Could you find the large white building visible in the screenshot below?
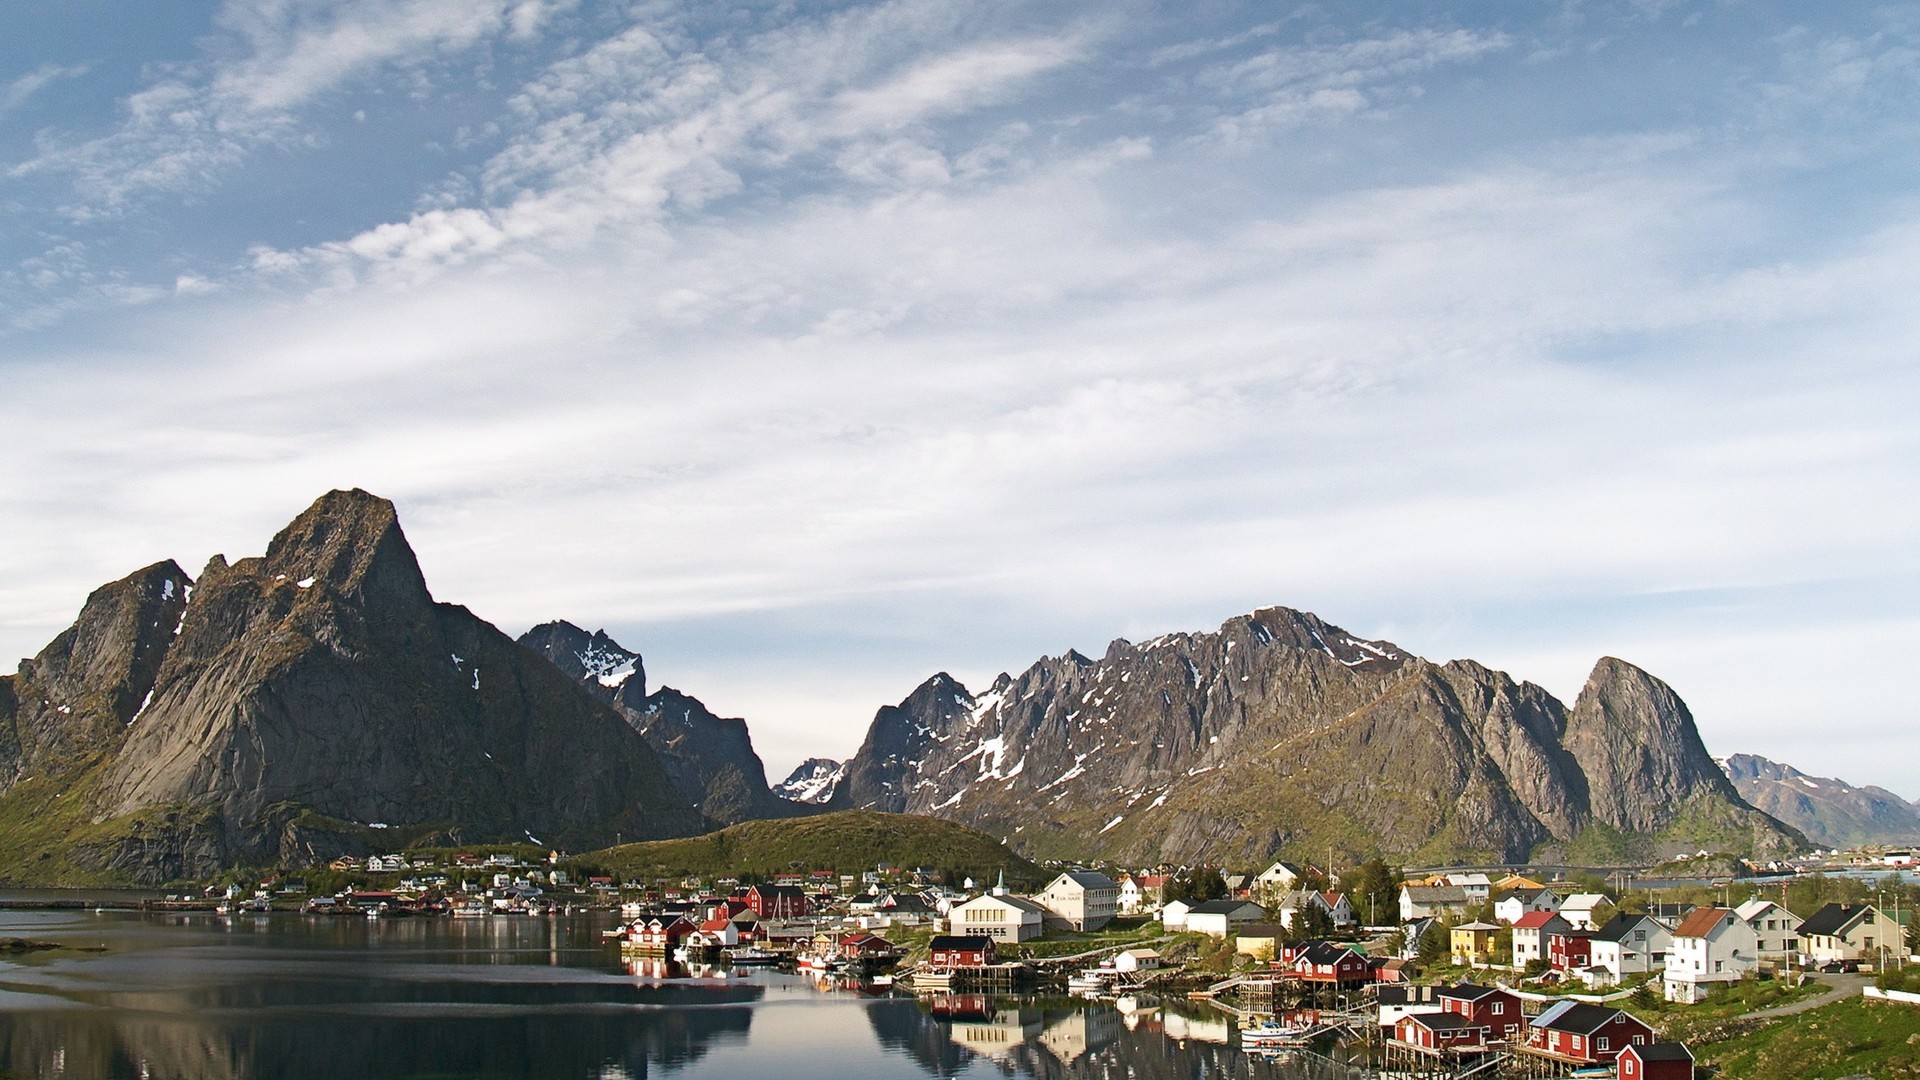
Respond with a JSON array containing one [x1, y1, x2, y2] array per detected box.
[[1035, 871, 1119, 932], [949, 893, 1046, 942]]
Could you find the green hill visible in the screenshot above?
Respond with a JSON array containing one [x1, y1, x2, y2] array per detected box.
[[583, 810, 1041, 886]]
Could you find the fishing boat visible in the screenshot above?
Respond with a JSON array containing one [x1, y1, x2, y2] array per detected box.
[[722, 946, 780, 966], [1238, 1020, 1315, 1048], [1067, 968, 1113, 994]]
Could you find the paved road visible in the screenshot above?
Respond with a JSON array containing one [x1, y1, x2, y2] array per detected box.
[[1745, 972, 1870, 1020]]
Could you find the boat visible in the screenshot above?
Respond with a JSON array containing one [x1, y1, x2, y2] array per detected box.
[[1067, 968, 1113, 994], [723, 946, 780, 966], [1238, 1021, 1315, 1048]]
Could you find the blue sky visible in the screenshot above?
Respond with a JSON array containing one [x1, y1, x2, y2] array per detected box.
[[3, 1, 1918, 796]]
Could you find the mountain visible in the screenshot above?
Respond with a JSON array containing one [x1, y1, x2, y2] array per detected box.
[[0, 490, 703, 884], [774, 758, 847, 804], [826, 607, 1803, 866], [517, 620, 806, 827], [1720, 754, 1920, 848]]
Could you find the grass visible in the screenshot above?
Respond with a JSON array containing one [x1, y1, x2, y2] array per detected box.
[[1690, 997, 1920, 1079], [584, 810, 1042, 885], [1621, 974, 1827, 1043]]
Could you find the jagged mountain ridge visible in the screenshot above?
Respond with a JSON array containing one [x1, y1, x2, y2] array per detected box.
[[518, 620, 808, 826], [827, 607, 1803, 865], [1721, 753, 1920, 848], [774, 758, 847, 804], [0, 490, 704, 883]]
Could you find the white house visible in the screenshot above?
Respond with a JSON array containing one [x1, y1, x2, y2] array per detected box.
[[1559, 893, 1610, 931], [1400, 885, 1470, 922], [1444, 873, 1493, 904], [1035, 871, 1120, 932], [1733, 899, 1800, 962], [1588, 914, 1671, 985], [1183, 899, 1269, 939], [1664, 907, 1759, 1003], [1493, 888, 1561, 925], [1160, 899, 1194, 931], [1277, 889, 1356, 929], [1117, 873, 1169, 915], [1255, 861, 1305, 893], [1513, 911, 1572, 969], [1113, 948, 1161, 973], [950, 893, 1046, 942]]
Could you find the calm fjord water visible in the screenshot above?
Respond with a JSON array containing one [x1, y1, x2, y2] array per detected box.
[[0, 906, 1308, 1079]]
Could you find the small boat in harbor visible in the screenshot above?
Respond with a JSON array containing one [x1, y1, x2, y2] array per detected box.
[[722, 946, 779, 966]]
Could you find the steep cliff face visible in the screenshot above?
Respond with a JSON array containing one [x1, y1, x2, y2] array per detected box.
[[773, 758, 846, 804], [0, 561, 191, 792], [517, 621, 804, 827], [828, 610, 1801, 864], [0, 490, 703, 883], [1722, 753, 1920, 847]]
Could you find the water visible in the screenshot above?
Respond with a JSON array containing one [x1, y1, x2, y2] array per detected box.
[[0, 907, 1327, 1079]]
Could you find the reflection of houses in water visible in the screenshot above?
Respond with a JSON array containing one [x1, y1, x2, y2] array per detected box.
[[949, 1007, 1047, 1062], [1035, 1008, 1123, 1068], [1160, 1009, 1231, 1045]]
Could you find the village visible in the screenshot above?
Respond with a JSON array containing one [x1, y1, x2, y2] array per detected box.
[[150, 844, 1920, 1079]]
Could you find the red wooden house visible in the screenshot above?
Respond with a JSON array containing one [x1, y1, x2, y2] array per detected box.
[[1523, 1001, 1654, 1065], [1619, 1042, 1695, 1080], [743, 884, 810, 920], [837, 932, 896, 960], [1548, 929, 1594, 971], [629, 915, 697, 952], [1288, 942, 1372, 987], [1437, 984, 1524, 1042], [928, 935, 996, 968], [1394, 1013, 1489, 1053]]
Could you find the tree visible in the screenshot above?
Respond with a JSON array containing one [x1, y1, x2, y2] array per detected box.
[[1907, 911, 1919, 960], [1165, 866, 1227, 905], [1349, 859, 1401, 927], [1292, 903, 1336, 942], [1417, 920, 1447, 966], [1589, 898, 1618, 928]]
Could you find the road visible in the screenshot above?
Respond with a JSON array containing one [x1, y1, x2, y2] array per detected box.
[[1744, 971, 1870, 1020]]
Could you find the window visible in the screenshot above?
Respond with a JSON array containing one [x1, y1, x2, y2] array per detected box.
[[1597, 1037, 1609, 1051]]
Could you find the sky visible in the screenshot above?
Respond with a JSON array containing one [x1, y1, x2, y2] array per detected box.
[[2, 1, 1917, 796]]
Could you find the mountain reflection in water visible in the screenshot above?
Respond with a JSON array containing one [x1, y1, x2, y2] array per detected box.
[[0, 908, 1331, 1079]]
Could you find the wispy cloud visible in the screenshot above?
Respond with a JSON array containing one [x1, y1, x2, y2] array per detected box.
[[12, 0, 525, 213], [0, 62, 90, 115]]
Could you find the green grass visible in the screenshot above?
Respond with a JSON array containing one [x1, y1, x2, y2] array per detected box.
[[1621, 974, 1826, 1042], [1689, 997, 1920, 1079], [584, 810, 1041, 885]]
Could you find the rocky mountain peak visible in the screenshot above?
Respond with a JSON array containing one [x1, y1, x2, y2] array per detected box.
[[775, 758, 847, 804], [519, 621, 645, 698], [1562, 656, 1746, 834], [257, 488, 430, 610], [1720, 752, 1920, 847]]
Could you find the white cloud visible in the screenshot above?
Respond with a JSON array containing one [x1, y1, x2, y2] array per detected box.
[[0, 63, 90, 115]]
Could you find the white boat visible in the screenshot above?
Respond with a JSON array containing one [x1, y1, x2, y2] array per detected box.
[[1239, 1021, 1314, 1047], [722, 946, 780, 966]]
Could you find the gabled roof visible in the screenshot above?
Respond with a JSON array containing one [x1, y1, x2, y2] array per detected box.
[[1299, 942, 1364, 965], [929, 935, 993, 950], [1514, 910, 1569, 930], [1530, 1001, 1631, 1035], [1050, 870, 1119, 891], [1625, 1042, 1695, 1062], [1403, 885, 1470, 903], [1591, 913, 1654, 942], [1674, 906, 1740, 940], [1188, 898, 1264, 915], [1796, 903, 1873, 937], [1560, 892, 1608, 908], [1453, 921, 1502, 932], [1405, 1012, 1475, 1031], [1438, 983, 1511, 1002], [1734, 899, 1783, 922], [960, 892, 1046, 914]]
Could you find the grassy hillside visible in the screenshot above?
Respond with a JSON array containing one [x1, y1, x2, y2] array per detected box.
[[1687, 996, 1920, 1079], [583, 810, 1042, 886]]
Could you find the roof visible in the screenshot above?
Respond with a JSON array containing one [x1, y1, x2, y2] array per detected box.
[[1796, 903, 1872, 937], [1188, 899, 1264, 915], [1405, 1012, 1475, 1031], [1561, 893, 1608, 908], [1514, 910, 1568, 930], [1453, 921, 1502, 932], [1050, 870, 1119, 891], [1403, 886, 1470, 903], [1591, 913, 1651, 942], [1121, 948, 1160, 960], [1438, 983, 1510, 1002], [1299, 942, 1363, 965], [929, 935, 993, 950], [959, 892, 1046, 914], [1624, 1042, 1695, 1062], [1530, 1001, 1633, 1035], [1734, 899, 1782, 922], [1674, 907, 1738, 940]]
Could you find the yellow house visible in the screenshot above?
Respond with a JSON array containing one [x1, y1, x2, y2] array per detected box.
[[1451, 921, 1501, 966], [1492, 874, 1546, 893], [1234, 923, 1287, 961]]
